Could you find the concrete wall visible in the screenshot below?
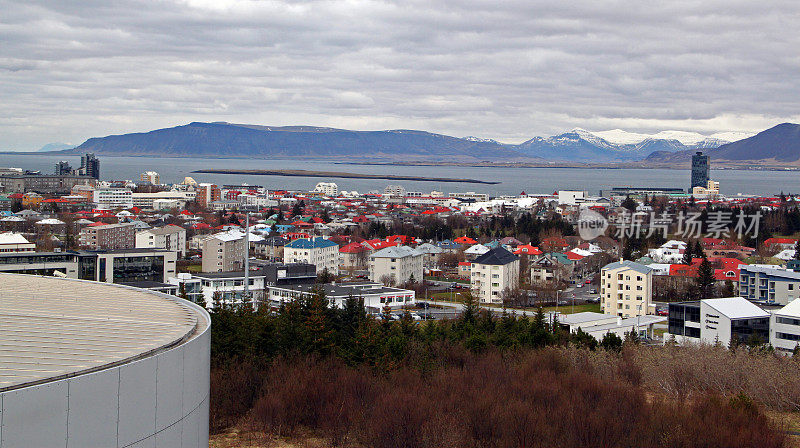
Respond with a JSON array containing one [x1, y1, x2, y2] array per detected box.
[[0, 298, 210, 448]]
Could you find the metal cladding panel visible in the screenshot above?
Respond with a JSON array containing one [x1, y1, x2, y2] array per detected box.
[[198, 397, 210, 448], [66, 367, 119, 448], [180, 403, 201, 448], [127, 435, 156, 448], [156, 345, 185, 430], [1, 381, 68, 448], [118, 355, 158, 448], [181, 334, 206, 415], [155, 419, 182, 447]]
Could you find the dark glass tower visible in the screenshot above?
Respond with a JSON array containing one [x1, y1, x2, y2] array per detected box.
[[79, 153, 100, 179], [690, 152, 709, 192]]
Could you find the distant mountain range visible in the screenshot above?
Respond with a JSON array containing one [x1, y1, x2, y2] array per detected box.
[[38, 142, 74, 152], [61, 121, 799, 164], [646, 123, 800, 164]]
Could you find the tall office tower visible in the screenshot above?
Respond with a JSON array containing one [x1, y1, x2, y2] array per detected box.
[[79, 153, 100, 179], [54, 160, 73, 175], [690, 151, 709, 192]]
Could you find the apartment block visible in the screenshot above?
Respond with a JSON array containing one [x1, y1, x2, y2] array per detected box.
[[600, 260, 653, 318], [136, 225, 187, 257], [369, 245, 424, 285], [284, 237, 339, 275], [79, 223, 135, 250], [201, 232, 247, 272], [739, 264, 800, 305], [470, 247, 520, 304]]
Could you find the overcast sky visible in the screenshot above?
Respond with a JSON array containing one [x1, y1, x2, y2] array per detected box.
[[2, 0, 799, 150]]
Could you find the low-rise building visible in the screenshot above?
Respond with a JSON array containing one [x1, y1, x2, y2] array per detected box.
[[600, 260, 653, 318], [369, 245, 424, 285], [202, 232, 247, 272], [739, 264, 800, 305], [93, 188, 133, 209], [0, 232, 36, 253], [770, 299, 800, 353], [666, 297, 770, 346], [470, 247, 520, 304], [268, 282, 415, 311], [136, 224, 187, 257], [79, 223, 135, 250], [284, 237, 339, 275], [313, 182, 339, 197]]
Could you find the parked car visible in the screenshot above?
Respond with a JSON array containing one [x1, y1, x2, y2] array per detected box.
[[657, 308, 669, 316], [586, 297, 600, 304], [584, 279, 592, 284], [589, 289, 597, 294]]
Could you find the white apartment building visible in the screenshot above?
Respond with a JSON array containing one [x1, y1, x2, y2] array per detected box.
[[313, 182, 340, 197], [135, 225, 187, 258], [283, 237, 339, 275], [600, 260, 653, 318], [131, 190, 195, 209], [201, 232, 247, 272], [383, 185, 406, 197], [369, 245, 424, 285], [470, 247, 520, 304], [93, 188, 133, 209]]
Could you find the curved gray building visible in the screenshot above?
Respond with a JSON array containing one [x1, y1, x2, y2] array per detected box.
[[0, 273, 210, 447]]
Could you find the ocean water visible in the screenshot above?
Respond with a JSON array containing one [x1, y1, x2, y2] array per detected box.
[[0, 153, 797, 197]]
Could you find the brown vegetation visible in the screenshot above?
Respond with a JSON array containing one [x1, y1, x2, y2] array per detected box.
[[212, 345, 791, 448]]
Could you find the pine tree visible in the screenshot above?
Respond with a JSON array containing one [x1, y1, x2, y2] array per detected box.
[[682, 242, 693, 265], [696, 256, 715, 300]]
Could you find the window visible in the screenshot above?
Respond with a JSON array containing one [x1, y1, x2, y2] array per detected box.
[[776, 332, 800, 341]]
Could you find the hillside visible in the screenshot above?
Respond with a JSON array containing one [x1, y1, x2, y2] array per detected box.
[[68, 122, 530, 162], [645, 123, 800, 165]]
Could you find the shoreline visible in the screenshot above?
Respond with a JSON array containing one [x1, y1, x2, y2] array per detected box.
[[191, 169, 501, 184]]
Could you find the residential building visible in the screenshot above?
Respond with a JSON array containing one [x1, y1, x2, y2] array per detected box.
[[470, 247, 520, 304], [254, 236, 288, 261], [268, 282, 415, 311], [530, 253, 574, 284], [80, 223, 135, 250], [340, 242, 369, 269], [78, 153, 100, 179], [284, 237, 339, 275], [384, 185, 406, 197], [0, 232, 35, 253], [690, 151, 709, 191], [369, 245, 424, 285], [131, 190, 196, 209], [415, 242, 444, 267], [558, 190, 586, 205], [136, 224, 187, 257], [313, 182, 339, 196], [770, 299, 800, 353], [139, 171, 160, 185], [692, 180, 720, 198], [0, 174, 96, 194], [201, 232, 247, 272], [667, 297, 770, 346], [196, 183, 221, 207], [739, 264, 800, 305], [54, 160, 73, 175], [600, 260, 653, 318], [93, 188, 133, 209]]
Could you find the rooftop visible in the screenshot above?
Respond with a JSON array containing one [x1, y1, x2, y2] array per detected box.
[[0, 273, 205, 392]]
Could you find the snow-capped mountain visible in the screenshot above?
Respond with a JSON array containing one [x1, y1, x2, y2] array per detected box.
[[514, 128, 754, 162]]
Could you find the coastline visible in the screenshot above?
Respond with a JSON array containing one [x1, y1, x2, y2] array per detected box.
[[191, 169, 501, 184]]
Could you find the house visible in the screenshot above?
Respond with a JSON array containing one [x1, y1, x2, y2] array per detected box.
[[530, 253, 574, 284], [415, 242, 444, 267], [770, 299, 800, 353], [135, 224, 186, 257], [513, 244, 542, 256], [764, 238, 798, 252], [339, 242, 369, 269], [470, 247, 520, 304], [739, 264, 800, 305], [254, 236, 288, 261], [458, 261, 471, 277], [284, 237, 339, 275], [600, 260, 653, 318], [666, 297, 770, 346], [369, 245, 424, 285], [464, 243, 490, 261]]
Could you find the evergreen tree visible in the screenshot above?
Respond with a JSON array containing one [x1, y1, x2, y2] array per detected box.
[[696, 256, 716, 300], [694, 240, 704, 260], [621, 196, 638, 212], [600, 332, 623, 352], [795, 238, 800, 261], [682, 242, 693, 265]]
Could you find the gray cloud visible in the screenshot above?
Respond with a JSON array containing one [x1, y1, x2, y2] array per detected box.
[[1, 0, 799, 149]]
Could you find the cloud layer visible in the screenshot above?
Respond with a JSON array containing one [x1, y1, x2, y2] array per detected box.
[[2, 0, 799, 149]]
